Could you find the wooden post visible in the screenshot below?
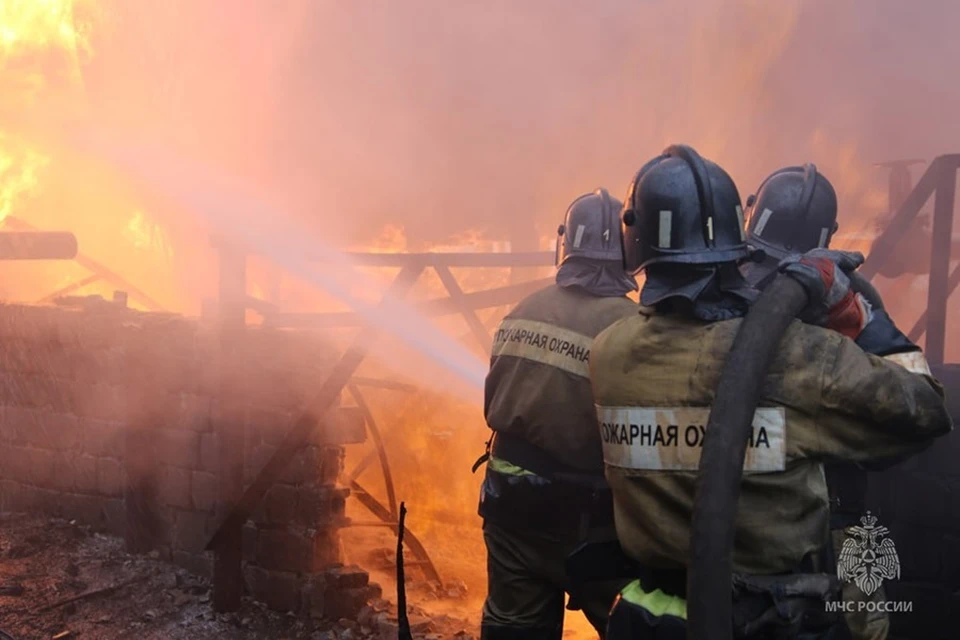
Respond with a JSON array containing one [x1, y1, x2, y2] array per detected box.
[[213, 242, 247, 612], [925, 161, 957, 365]]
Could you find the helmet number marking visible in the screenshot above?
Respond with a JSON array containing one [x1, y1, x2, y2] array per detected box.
[[736, 205, 745, 241], [603, 229, 610, 243]]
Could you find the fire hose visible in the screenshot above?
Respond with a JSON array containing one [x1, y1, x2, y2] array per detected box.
[[687, 263, 883, 639], [687, 274, 809, 640]]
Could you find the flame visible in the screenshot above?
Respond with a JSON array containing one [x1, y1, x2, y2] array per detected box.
[[0, 133, 48, 223], [0, 0, 94, 109]]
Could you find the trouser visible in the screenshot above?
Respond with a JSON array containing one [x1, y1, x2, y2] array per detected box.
[[481, 519, 628, 640], [606, 571, 844, 640], [831, 528, 889, 640]]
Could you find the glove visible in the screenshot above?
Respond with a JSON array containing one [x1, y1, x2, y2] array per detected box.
[[778, 249, 872, 340], [780, 249, 924, 360]]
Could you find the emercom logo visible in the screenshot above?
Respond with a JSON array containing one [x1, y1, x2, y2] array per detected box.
[[836, 511, 901, 596]]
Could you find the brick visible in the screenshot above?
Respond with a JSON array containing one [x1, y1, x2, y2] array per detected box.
[[69, 381, 124, 419], [325, 586, 371, 621], [263, 484, 298, 524], [22, 447, 63, 489], [158, 465, 193, 509], [0, 479, 23, 511], [2, 445, 33, 483], [199, 432, 219, 473], [247, 408, 290, 447], [80, 419, 124, 457], [97, 457, 124, 497], [172, 550, 213, 579], [156, 430, 200, 469], [319, 446, 344, 486], [173, 510, 211, 552], [191, 471, 218, 512], [174, 393, 214, 432], [2, 373, 73, 412], [278, 446, 326, 486], [298, 486, 350, 527], [300, 574, 327, 619], [245, 567, 301, 612], [247, 444, 277, 483], [59, 492, 103, 524], [312, 528, 343, 569], [313, 407, 366, 445], [326, 565, 369, 590], [255, 528, 313, 572], [3, 408, 81, 451], [31, 487, 62, 515], [72, 454, 98, 494]]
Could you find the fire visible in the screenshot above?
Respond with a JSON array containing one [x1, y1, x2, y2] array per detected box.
[[0, 0, 93, 111], [0, 134, 48, 223]]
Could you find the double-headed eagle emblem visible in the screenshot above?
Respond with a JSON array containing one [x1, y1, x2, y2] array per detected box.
[[837, 511, 900, 596]]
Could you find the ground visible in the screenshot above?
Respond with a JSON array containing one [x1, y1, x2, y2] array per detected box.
[[0, 513, 478, 640]]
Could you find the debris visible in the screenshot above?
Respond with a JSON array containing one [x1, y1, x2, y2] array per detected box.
[[37, 575, 149, 613], [52, 632, 73, 639], [0, 583, 25, 597], [397, 502, 412, 640]]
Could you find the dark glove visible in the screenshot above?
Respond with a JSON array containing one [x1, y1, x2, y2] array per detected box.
[[778, 250, 872, 340]]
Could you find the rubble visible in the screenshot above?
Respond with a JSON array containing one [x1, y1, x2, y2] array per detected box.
[[0, 513, 480, 639]]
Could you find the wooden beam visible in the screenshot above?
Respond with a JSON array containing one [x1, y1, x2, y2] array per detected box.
[[924, 160, 957, 365], [329, 251, 553, 268], [267, 277, 552, 329], [433, 265, 493, 353], [0, 232, 77, 260], [907, 263, 960, 342]]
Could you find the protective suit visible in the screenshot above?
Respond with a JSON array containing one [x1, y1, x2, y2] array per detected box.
[[479, 189, 638, 639], [743, 165, 888, 639], [592, 145, 953, 639]]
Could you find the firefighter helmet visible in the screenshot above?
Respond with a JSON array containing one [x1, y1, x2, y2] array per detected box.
[[620, 144, 747, 274], [744, 164, 838, 261], [555, 188, 624, 266]]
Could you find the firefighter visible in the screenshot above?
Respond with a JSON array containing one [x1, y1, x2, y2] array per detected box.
[[589, 145, 952, 638], [743, 164, 888, 640], [478, 188, 639, 639], [740, 164, 839, 289]]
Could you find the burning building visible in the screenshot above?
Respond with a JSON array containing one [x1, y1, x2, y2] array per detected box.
[[1, 1, 960, 639]]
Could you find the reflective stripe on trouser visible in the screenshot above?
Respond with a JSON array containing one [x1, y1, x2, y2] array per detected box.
[[605, 579, 687, 640], [481, 518, 626, 639], [831, 529, 889, 640]]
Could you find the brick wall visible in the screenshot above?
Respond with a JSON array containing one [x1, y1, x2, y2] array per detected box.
[[0, 300, 376, 618]]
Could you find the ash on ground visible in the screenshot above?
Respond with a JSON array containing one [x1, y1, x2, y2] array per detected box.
[[0, 513, 478, 640]]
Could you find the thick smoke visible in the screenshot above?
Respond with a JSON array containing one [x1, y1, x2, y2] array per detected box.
[[44, 0, 959, 248]]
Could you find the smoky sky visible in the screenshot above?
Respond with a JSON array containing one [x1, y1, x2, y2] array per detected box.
[[71, 0, 960, 247]]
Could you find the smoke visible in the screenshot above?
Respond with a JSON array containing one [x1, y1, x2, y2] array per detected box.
[[62, 1, 954, 241]]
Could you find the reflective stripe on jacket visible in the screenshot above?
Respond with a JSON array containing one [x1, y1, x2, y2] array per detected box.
[[590, 308, 952, 575], [485, 284, 638, 473]]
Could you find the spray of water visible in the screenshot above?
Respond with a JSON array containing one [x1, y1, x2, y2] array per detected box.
[[93, 138, 489, 400]]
